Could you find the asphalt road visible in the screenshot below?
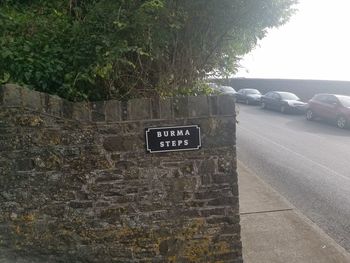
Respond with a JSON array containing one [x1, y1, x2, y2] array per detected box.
[[236, 104, 350, 252]]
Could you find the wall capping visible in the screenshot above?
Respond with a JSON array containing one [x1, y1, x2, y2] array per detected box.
[[0, 84, 236, 123]]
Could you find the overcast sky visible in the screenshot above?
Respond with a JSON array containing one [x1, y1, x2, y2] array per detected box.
[[235, 0, 350, 81]]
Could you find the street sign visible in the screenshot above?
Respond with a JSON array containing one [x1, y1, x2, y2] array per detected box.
[[145, 125, 201, 153]]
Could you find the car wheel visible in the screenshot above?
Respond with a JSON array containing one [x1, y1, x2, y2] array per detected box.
[[280, 105, 286, 113], [245, 99, 249, 105], [336, 115, 347, 129], [306, 109, 314, 120], [261, 102, 266, 109]]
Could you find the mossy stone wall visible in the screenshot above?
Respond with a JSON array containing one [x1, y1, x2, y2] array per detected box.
[[0, 84, 242, 263]]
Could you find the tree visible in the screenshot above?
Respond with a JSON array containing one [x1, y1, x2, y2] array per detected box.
[[0, 0, 297, 101]]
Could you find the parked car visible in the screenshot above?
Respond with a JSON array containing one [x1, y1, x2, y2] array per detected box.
[[216, 85, 236, 95], [208, 83, 236, 95], [260, 91, 307, 113], [234, 89, 261, 104], [306, 94, 350, 128]]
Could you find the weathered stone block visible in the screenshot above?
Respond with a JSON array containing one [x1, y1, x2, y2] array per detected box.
[[127, 98, 151, 120], [173, 97, 189, 118], [91, 101, 106, 122], [159, 98, 172, 119], [209, 96, 218, 115], [218, 156, 236, 173], [62, 100, 74, 119], [73, 102, 90, 122], [207, 196, 238, 206], [1, 84, 22, 107], [46, 95, 62, 116], [103, 136, 142, 152], [212, 174, 233, 185], [198, 118, 236, 147], [188, 96, 209, 117], [15, 159, 35, 171], [200, 207, 226, 217], [95, 170, 124, 183], [21, 88, 42, 111], [0, 86, 4, 105], [105, 100, 121, 122], [198, 159, 217, 174], [151, 97, 160, 119], [217, 94, 235, 116], [69, 201, 93, 209]]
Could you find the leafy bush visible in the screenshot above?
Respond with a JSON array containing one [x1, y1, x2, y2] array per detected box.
[[0, 0, 297, 101]]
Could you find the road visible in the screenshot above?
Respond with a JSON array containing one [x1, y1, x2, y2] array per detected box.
[[236, 104, 350, 252]]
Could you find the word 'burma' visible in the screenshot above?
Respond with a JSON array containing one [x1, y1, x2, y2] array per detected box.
[[157, 129, 191, 148], [156, 130, 190, 138]]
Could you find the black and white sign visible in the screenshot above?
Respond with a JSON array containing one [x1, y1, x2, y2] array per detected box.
[[145, 125, 201, 153]]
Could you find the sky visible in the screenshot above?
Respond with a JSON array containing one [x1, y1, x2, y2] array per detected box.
[[235, 0, 350, 81]]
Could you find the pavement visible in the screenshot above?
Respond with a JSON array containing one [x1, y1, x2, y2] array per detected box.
[[236, 104, 350, 251], [238, 161, 350, 263]]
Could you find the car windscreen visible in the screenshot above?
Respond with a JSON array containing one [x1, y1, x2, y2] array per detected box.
[[279, 92, 299, 100], [337, 96, 350, 107], [245, 89, 260, 95], [207, 83, 218, 89], [219, 86, 235, 93]]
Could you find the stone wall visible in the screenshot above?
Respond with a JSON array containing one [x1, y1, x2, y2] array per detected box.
[[0, 85, 242, 263]]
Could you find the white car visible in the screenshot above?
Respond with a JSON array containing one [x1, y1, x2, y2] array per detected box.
[[208, 83, 236, 95]]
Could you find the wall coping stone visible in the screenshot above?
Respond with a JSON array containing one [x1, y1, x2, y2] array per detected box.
[[0, 84, 235, 123]]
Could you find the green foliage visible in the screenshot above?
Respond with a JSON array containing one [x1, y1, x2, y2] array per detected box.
[[0, 0, 297, 101]]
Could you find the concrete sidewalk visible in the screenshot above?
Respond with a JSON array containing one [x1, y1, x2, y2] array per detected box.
[[238, 161, 350, 263]]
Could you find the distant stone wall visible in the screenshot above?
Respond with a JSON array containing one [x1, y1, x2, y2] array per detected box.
[[0, 84, 242, 263], [225, 78, 350, 101]]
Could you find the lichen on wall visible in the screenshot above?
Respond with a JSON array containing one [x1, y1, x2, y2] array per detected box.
[[0, 84, 242, 263]]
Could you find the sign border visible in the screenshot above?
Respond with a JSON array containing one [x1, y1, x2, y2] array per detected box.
[[145, 125, 201, 153]]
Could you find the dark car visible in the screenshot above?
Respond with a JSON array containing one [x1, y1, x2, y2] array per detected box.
[[234, 89, 261, 104], [306, 94, 350, 128], [260, 91, 307, 113]]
